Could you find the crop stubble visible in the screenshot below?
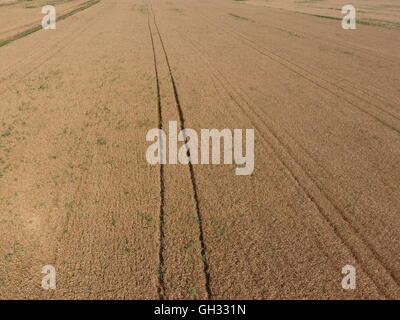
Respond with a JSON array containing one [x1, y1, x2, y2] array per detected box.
[[0, 0, 399, 299]]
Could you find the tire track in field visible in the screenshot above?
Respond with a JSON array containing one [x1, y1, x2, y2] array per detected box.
[[169, 19, 399, 297], [157, 21, 364, 297], [194, 11, 400, 135], [183, 4, 400, 185], [175, 2, 400, 129], [147, 12, 166, 300], [0, 0, 109, 98], [0, 0, 103, 79], [233, 23, 400, 113], [259, 23, 400, 108], [0, 0, 102, 49], [189, 8, 400, 191], [219, 19, 400, 117], [210, 65, 396, 298], [184, 14, 400, 283], [272, 6, 400, 64], [184, 0, 400, 112], [154, 28, 346, 297], [243, 6, 400, 105], [0, 0, 96, 38], [149, 3, 212, 299], [171, 5, 335, 181]]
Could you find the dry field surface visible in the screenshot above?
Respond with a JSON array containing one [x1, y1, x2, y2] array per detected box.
[[0, 0, 399, 299], [0, 0, 93, 42]]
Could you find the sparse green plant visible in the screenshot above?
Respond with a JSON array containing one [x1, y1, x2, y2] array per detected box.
[[185, 241, 195, 251], [97, 138, 107, 145]]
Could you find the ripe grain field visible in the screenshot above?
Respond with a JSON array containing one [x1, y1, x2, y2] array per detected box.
[[0, 0, 399, 299]]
